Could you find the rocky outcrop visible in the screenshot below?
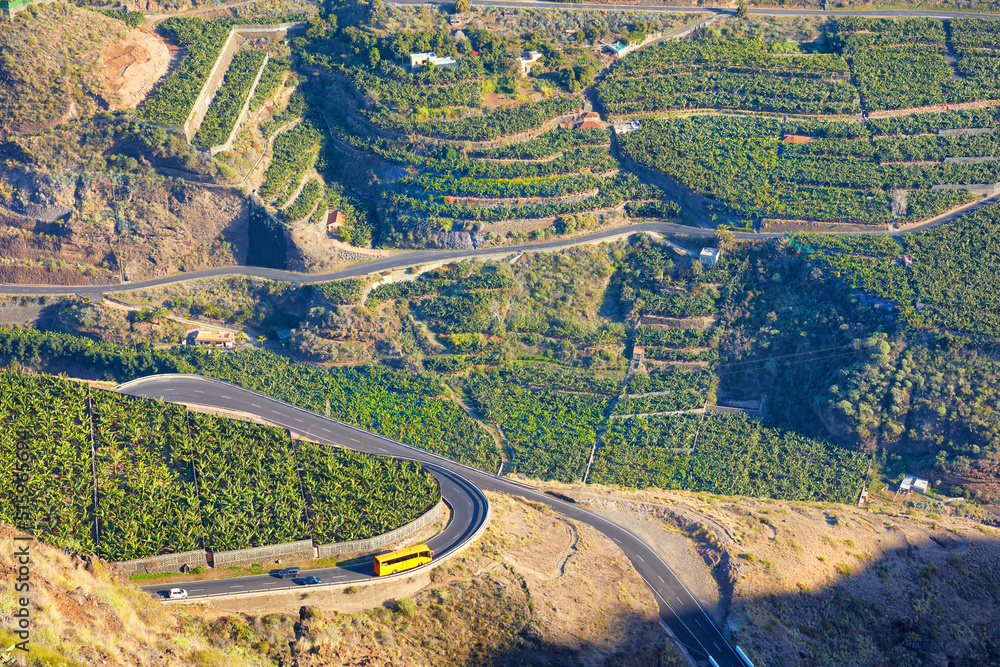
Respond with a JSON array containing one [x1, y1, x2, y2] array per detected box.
[[433, 230, 486, 250]]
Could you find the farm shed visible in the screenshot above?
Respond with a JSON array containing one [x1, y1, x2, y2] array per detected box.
[[899, 474, 929, 495], [699, 247, 722, 265]]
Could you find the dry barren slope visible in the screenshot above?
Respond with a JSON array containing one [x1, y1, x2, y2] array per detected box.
[[0, 3, 127, 138], [541, 481, 1000, 667]]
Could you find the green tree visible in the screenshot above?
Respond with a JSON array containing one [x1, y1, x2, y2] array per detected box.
[[737, 0, 749, 19]]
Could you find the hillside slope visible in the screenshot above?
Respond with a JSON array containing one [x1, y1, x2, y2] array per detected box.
[[0, 4, 128, 138], [0, 527, 268, 666], [545, 481, 1000, 667], [0, 493, 687, 666]]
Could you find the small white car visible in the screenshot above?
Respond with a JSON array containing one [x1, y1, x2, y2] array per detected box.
[[167, 588, 188, 599]]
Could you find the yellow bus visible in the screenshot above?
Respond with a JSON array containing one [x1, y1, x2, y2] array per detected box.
[[374, 544, 433, 576]]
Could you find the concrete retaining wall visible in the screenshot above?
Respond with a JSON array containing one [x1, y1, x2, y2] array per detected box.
[[939, 127, 994, 137], [944, 156, 999, 164], [317, 500, 444, 558], [213, 538, 315, 568], [117, 549, 209, 575], [932, 182, 1000, 196], [184, 29, 242, 143]]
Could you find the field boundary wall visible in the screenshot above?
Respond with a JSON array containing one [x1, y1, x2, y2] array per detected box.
[[212, 538, 315, 568], [316, 500, 445, 558], [117, 549, 209, 575]]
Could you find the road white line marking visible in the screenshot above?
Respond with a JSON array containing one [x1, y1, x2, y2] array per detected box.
[[294, 418, 304, 423], [221, 395, 231, 399], [350, 438, 360, 443], [636, 554, 644, 562], [377, 447, 387, 453], [322, 428, 332, 433], [677, 597, 682, 604], [251, 403, 262, 408], [190, 589, 204, 591], [657, 575, 664, 583], [230, 585, 243, 588], [193, 390, 204, 394]]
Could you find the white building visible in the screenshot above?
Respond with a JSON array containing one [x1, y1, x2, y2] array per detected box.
[[614, 120, 642, 135], [518, 51, 542, 75], [188, 330, 235, 348], [605, 42, 628, 58], [409, 52, 458, 70], [899, 474, 930, 495], [699, 247, 722, 265]]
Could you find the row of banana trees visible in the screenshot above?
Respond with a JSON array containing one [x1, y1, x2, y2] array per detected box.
[[1, 372, 440, 560]]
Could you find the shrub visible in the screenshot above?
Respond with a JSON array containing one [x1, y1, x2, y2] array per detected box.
[[835, 562, 854, 577], [395, 597, 417, 615]]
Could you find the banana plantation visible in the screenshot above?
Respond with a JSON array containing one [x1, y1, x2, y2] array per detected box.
[[0, 371, 440, 561]]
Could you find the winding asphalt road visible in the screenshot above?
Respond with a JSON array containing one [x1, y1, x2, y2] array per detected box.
[[119, 374, 747, 667], [1, 189, 992, 300]]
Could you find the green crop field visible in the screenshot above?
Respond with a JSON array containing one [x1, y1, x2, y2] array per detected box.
[[0, 371, 440, 560], [591, 413, 869, 504]]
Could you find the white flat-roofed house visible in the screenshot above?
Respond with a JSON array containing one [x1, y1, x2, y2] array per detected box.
[[899, 474, 930, 495], [518, 51, 542, 75], [699, 247, 722, 265], [410, 52, 458, 70]]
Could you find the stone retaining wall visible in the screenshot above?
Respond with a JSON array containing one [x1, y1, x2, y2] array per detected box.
[[316, 500, 445, 559], [117, 549, 209, 576], [212, 539, 315, 568]]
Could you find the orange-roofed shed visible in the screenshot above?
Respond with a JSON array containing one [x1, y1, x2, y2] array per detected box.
[[782, 135, 812, 143]]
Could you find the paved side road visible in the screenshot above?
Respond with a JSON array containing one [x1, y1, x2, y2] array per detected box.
[[387, 0, 1000, 20], [119, 374, 747, 667]]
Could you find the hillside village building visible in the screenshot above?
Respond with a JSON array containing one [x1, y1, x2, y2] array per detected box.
[[518, 51, 542, 75], [409, 53, 457, 70], [188, 330, 235, 348], [899, 474, 930, 495]]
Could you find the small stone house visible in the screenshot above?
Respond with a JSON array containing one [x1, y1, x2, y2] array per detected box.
[[188, 330, 235, 348]]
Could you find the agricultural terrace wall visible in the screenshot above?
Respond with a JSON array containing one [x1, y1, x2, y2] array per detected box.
[[944, 156, 999, 164], [316, 499, 445, 558], [212, 538, 315, 568], [209, 53, 269, 156], [117, 549, 209, 576], [932, 182, 1000, 196], [183, 22, 304, 143]]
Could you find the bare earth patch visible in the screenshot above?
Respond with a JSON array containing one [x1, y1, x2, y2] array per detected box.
[[103, 29, 174, 111]]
